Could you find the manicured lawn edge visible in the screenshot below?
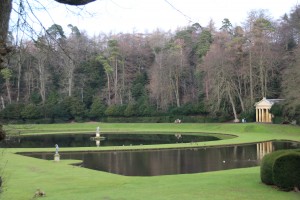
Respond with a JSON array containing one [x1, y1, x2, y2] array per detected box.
[[1, 123, 300, 200]]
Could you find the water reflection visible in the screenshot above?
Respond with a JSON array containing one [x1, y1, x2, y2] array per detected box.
[[20, 141, 300, 176], [257, 141, 273, 159], [0, 133, 220, 148]]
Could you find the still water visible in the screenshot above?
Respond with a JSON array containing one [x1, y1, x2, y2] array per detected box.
[[20, 141, 300, 176], [0, 133, 220, 148]]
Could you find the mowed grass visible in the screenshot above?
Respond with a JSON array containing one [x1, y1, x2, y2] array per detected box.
[[1, 123, 300, 200]]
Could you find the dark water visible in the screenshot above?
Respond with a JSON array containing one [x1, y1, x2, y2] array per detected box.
[[20, 141, 300, 176], [0, 133, 220, 148]]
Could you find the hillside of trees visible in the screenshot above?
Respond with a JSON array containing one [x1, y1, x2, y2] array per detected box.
[[1, 7, 300, 124]]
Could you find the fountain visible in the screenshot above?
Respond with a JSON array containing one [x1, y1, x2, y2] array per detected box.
[[90, 127, 105, 147]]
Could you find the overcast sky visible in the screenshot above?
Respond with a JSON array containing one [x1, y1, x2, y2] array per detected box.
[[11, 0, 300, 36]]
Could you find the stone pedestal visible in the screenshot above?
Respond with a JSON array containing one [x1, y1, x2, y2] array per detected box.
[[54, 153, 60, 162]]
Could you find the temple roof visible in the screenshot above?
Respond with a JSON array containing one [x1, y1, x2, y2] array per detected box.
[[254, 97, 284, 107]]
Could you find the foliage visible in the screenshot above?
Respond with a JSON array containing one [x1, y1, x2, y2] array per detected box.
[[104, 105, 126, 117], [271, 103, 296, 124], [270, 103, 283, 116], [124, 104, 137, 117], [29, 92, 42, 105], [2, 6, 300, 122], [272, 152, 300, 191], [260, 149, 300, 188], [169, 103, 207, 115], [61, 96, 86, 120], [21, 104, 42, 119], [88, 98, 106, 120], [260, 150, 292, 185], [0, 124, 5, 141], [0, 103, 24, 120], [239, 109, 256, 122]]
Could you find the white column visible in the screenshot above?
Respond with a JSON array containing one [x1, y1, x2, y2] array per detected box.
[[259, 109, 262, 122], [256, 109, 259, 122]]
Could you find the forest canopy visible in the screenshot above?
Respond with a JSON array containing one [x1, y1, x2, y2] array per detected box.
[[0, 3, 300, 124]]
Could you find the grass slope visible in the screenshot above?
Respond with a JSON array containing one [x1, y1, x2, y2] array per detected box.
[[1, 123, 300, 200]]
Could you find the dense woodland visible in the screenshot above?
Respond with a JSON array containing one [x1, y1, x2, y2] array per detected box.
[[1, 6, 300, 124]]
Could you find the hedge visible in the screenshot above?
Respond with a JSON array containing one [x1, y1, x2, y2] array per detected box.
[[272, 152, 300, 191], [260, 150, 293, 185], [260, 149, 300, 190]]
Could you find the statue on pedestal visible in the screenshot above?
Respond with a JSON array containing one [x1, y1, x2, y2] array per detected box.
[[55, 144, 59, 154]]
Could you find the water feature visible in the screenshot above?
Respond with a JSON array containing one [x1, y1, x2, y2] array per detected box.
[[19, 141, 300, 176], [0, 133, 221, 148]]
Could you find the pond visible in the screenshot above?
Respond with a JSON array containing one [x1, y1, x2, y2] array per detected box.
[[19, 141, 300, 176], [0, 133, 221, 148]]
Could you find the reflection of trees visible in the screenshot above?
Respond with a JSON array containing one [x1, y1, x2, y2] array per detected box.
[[81, 144, 260, 176], [20, 141, 299, 176]]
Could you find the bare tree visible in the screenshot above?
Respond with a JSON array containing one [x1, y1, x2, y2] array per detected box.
[[0, 0, 97, 70]]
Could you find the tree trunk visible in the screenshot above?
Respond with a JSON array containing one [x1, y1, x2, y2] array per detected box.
[[5, 78, 11, 104], [37, 57, 46, 104], [114, 58, 118, 104], [259, 46, 265, 98], [1, 96, 5, 109], [249, 48, 254, 104], [16, 52, 22, 102], [67, 58, 75, 97], [0, 0, 12, 70], [227, 84, 238, 121], [106, 72, 111, 105]]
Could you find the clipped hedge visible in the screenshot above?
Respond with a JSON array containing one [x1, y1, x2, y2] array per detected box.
[[260, 150, 293, 185], [272, 152, 300, 191], [260, 149, 300, 189]]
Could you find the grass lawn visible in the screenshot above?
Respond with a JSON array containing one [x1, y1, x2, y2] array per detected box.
[[1, 123, 300, 200]]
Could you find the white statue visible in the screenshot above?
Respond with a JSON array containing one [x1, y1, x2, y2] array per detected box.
[[55, 144, 59, 154], [96, 126, 100, 137]]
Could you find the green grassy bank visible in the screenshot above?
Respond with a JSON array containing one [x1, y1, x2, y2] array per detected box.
[[1, 123, 300, 199]]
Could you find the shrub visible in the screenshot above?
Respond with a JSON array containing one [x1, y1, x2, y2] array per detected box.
[[270, 103, 283, 116], [88, 98, 106, 120], [260, 149, 297, 185], [21, 104, 42, 119], [61, 96, 86, 119], [0, 125, 5, 141], [272, 152, 300, 191], [272, 116, 284, 124], [240, 109, 256, 122], [124, 104, 137, 117], [0, 103, 24, 120], [105, 105, 126, 117]]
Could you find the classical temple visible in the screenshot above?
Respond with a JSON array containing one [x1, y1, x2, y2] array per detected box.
[[254, 97, 283, 123]]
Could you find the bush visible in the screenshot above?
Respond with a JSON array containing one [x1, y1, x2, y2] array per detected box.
[[61, 96, 86, 119], [0, 103, 24, 120], [272, 116, 284, 124], [0, 125, 5, 141], [270, 103, 283, 116], [124, 104, 138, 117], [88, 98, 106, 120], [105, 105, 126, 117], [260, 149, 300, 187], [169, 103, 208, 116], [260, 150, 290, 185], [272, 152, 300, 191], [240, 109, 256, 122], [21, 104, 42, 119]]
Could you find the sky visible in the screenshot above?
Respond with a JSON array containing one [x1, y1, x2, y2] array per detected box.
[[11, 0, 300, 36]]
